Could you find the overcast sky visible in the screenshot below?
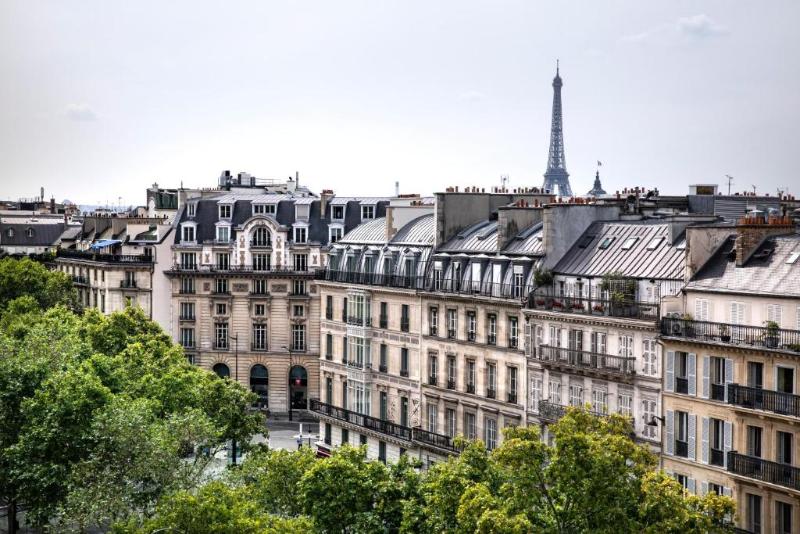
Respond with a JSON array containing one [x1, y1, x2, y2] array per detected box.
[[1, 1, 798, 206]]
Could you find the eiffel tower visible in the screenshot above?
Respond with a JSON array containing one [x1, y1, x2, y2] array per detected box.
[[542, 62, 573, 197]]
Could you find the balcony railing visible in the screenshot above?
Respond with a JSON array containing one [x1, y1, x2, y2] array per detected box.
[[429, 326, 438, 336], [527, 293, 659, 321], [400, 369, 409, 378], [467, 331, 476, 342], [538, 400, 614, 423], [428, 375, 437, 386], [249, 240, 272, 248], [347, 315, 372, 327], [711, 383, 726, 401], [675, 377, 689, 394], [536, 345, 636, 378], [508, 392, 518, 404], [728, 452, 800, 491], [661, 317, 800, 354], [486, 388, 496, 399], [379, 364, 388, 373], [447, 379, 456, 390], [58, 249, 153, 264], [710, 448, 725, 467], [447, 329, 456, 339], [310, 399, 412, 441], [466, 383, 475, 394], [170, 264, 317, 275], [728, 384, 800, 417], [251, 343, 268, 352], [120, 280, 137, 288], [379, 315, 388, 329], [675, 440, 689, 458], [71, 275, 88, 285], [179, 314, 195, 321], [411, 427, 458, 452]]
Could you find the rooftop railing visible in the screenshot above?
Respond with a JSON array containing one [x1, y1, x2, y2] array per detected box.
[[661, 317, 800, 354], [527, 293, 659, 321], [169, 264, 317, 275]]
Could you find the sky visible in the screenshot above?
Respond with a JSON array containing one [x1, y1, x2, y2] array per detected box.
[[1, 1, 798, 206]]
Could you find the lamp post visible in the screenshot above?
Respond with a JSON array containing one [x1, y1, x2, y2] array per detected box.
[[231, 333, 239, 465], [282, 345, 296, 421]]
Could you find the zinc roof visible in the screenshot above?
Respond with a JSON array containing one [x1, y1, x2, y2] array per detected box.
[[391, 214, 434, 245], [339, 217, 387, 245], [439, 220, 498, 253], [502, 222, 544, 255]]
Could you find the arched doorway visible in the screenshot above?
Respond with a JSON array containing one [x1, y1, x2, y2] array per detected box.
[[212, 363, 230, 378], [289, 365, 308, 409], [250, 364, 269, 409]]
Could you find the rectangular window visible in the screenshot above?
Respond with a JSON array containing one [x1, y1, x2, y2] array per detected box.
[[293, 305, 304, 317], [219, 204, 232, 219], [399, 348, 409, 376], [180, 277, 195, 294], [508, 366, 518, 403], [642, 399, 657, 439], [180, 301, 195, 320], [747, 425, 763, 458], [294, 226, 307, 244], [675, 411, 689, 457], [710, 418, 725, 466], [429, 306, 438, 336], [464, 412, 477, 440], [446, 408, 456, 437], [401, 304, 410, 332], [549, 380, 562, 404], [180, 328, 194, 348], [182, 225, 195, 242], [180, 252, 196, 270], [695, 298, 710, 321], [325, 334, 333, 360], [486, 363, 496, 398], [729, 301, 745, 325], [447, 309, 457, 339], [253, 253, 270, 271], [508, 316, 519, 348], [252, 279, 268, 295], [379, 302, 388, 328], [252, 323, 268, 351], [400, 397, 408, 427], [215, 252, 229, 270], [427, 403, 437, 433], [467, 311, 476, 341], [569, 384, 583, 407], [216, 226, 230, 243], [292, 324, 305, 351], [747, 493, 762, 534], [777, 431, 793, 465], [332, 205, 344, 220], [378, 441, 386, 463], [487, 314, 497, 345], [214, 278, 228, 294], [214, 322, 228, 349], [428, 354, 438, 385], [187, 203, 196, 217], [329, 227, 343, 243], [325, 295, 333, 320], [592, 388, 608, 415], [530, 376, 542, 413], [484, 418, 497, 450], [776, 501, 792, 534], [777, 367, 795, 394], [466, 360, 476, 393], [293, 254, 308, 271], [617, 392, 632, 417], [767, 303, 783, 326], [379, 344, 387, 372], [254, 303, 266, 316], [447, 356, 456, 389], [642, 339, 657, 376], [292, 280, 306, 295], [341, 427, 349, 446], [361, 205, 375, 219]]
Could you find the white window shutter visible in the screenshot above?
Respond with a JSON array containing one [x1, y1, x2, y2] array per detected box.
[[701, 417, 709, 464], [723, 486, 732, 498], [700, 481, 708, 496], [665, 410, 674, 456], [687, 353, 697, 396], [665, 351, 675, 393], [723, 421, 733, 468], [724, 358, 734, 402], [687, 478, 696, 495], [702, 356, 710, 399], [688, 415, 696, 461]]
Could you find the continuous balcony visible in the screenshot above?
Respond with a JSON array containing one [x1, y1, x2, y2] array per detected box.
[[346, 315, 372, 327], [537, 400, 616, 423], [728, 452, 800, 491], [536, 345, 636, 382], [310, 399, 411, 442], [168, 264, 317, 276], [71, 275, 88, 285], [527, 294, 659, 321], [661, 317, 800, 354], [411, 427, 458, 453], [58, 249, 153, 264], [728, 384, 800, 417]]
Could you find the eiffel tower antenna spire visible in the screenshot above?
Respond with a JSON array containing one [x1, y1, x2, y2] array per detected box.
[[542, 61, 573, 197]]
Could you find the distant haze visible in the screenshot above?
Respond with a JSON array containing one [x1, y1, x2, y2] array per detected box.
[[1, 1, 798, 204]]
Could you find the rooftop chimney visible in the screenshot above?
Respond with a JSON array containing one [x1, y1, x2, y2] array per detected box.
[[734, 213, 794, 266]]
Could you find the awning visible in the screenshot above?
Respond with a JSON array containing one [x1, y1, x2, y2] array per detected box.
[[90, 239, 121, 250]]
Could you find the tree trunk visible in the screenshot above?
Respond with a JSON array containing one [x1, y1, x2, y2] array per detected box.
[[8, 499, 18, 534]]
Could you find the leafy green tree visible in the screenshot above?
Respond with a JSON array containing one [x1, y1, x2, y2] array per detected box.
[[0, 257, 78, 314]]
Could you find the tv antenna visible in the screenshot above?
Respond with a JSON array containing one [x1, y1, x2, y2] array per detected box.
[[500, 175, 509, 190], [725, 175, 733, 195]]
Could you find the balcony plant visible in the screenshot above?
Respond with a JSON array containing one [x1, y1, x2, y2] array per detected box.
[[551, 299, 563, 309], [570, 301, 585, 311], [681, 313, 695, 337], [763, 320, 780, 348], [535, 298, 546, 306], [592, 303, 605, 313], [533, 268, 554, 288], [718, 324, 731, 342]]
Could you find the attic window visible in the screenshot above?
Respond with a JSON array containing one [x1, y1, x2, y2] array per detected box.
[[219, 204, 232, 219], [598, 237, 615, 250], [26, 228, 35, 238], [187, 203, 196, 217], [621, 237, 638, 250], [786, 252, 800, 265], [578, 235, 595, 249], [646, 237, 664, 250], [6, 229, 14, 238]]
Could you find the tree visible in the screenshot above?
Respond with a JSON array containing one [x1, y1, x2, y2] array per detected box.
[[0, 306, 262, 532], [0, 257, 78, 315]]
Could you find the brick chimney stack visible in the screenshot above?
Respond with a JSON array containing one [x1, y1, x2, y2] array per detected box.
[[734, 213, 794, 266]]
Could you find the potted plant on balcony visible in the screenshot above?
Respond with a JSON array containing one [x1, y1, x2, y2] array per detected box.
[[681, 313, 695, 337], [718, 324, 731, 343], [535, 298, 546, 307], [592, 303, 605, 313], [571, 301, 585, 311], [551, 299, 563, 309], [763, 320, 780, 348], [533, 268, 554, 288]]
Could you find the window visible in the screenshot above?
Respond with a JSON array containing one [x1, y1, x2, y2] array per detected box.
[[427, 403, 437, 433], [508, 366, 518, 403], [486, 363, 496, 398], [447, 309, 457, 339], [618, 335, 634, 359], [187, 203, 196, 217], [332, 205, 344, 220], [216, 226, 230, 243], [695, 298, 709, 321], [214, 322, 228, 349], [180, 277, 195, 294], [324, 423, 331, 445], [621, 237, 638, 250], [592, 388, 608, 415], [646, 236, 664, 250], [675, 411, 689, 457], [709, 418, 725, 466], [446, 408, 456, 437], [708, 356, 727, 400], [777, 431, 793, 465], [216, 252, 230, 270], [428, 354, 438, 385], [466, 360, 476, 393], [380, 392, 388, 420], [487, 314, 497, 345], [180, 252, 196, 270], [292, 280, 306, 295], [433, 264, 443, 290], [379, 344, 387, 372], [253, 253, 270, 271], [325, 334, 333, 360], [748, 362, 764, 389], [467, 311, 476, 341], [642, 399, 657, 439], [253, 279, 268, 295], [378, 441, 386, 463], [329, 227, 343, 243], [251, 227, 271, 246], [747, 493, 762, 534], [219, 204, 232, 219], [401, 304, 409, 332], [777, 367, 795, 394], [569, 384, 583, 407], [400, 348, 409, 377], [252, 324, 268, 351], [400, 397, 408, 427], [508, 316, 519, 348], [180, 302, 195, 320], [429, 306, 438, 336], [215, 278, 228, 294], [325, 295, 334, 319], [341, 427, 349, 446], [216, 303, 228, 316], [530, 376, 542, 413], [180, 328, 194, 348], [484, 417, 497, 450], [361, 205, 375, 219], [598, 236, 615, 249], [673, 351, 691, 394], [776, 501, 792, 534], [293, 226, 307, 244], [617, 391, 632, 416], [293, 305, 304, 317], [642, 339, 657, 376], [181, 225, 195, 242], [549, 380, 562, 404], [747, 425, 763, 457], [293, 254, 308, 271], [464, 412, 477, 440], [292, 324, 305, 351], [512, 268, 524, 298]]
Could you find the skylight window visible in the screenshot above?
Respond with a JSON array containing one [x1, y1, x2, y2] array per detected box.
[[787, 252, 800, 265], [646, 237, 664, 250], [598, 237, 615, 250], [578, 235, 595, 249], [621, 237, 638, 250]]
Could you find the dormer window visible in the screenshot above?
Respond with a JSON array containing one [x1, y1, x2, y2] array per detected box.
[[187, 203, 196, 217], [294, 227, 307, 244], [216, 226, 230, 243], [332, 205, 344, 220], [219, 204, 232, 219], [295, 204, 310, 221], [330, 227, 343, 243], [6, 229, 14, 238], [361, 205, 375, 219], [26, 228, 35, 238], [181, 225, 195, 242]]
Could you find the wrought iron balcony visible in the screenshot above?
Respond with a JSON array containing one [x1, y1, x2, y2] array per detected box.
[[508, 392, 518, 404], [528, 293, 659, 321], [347, 315, 372, 327], [447, 329, 456, 339], [58, 249, 153, 264], [661, 317, 800, 354], [728, 452, 800, 491], [466, 383, 475, 394], [486, 388, 496, 399], [400, 369, 409, 378], [446, 379, 456, 390], [310, 399, 412, 441], [411, 427, 458, 452], [538, 400, 615, 423], [728, 384, 800, 417], [120, 280, 137, 288], [536, 345, 636, 380], [428, 375, 438, 386], [379, 364, 388, 373]]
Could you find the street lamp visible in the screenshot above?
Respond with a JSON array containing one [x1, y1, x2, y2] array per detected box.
[[230, 333, 239, 465], [282, 345, 297, 421]]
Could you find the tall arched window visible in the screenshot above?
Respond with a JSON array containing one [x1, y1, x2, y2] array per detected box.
[[250, 364, 269, 409], [251, 227, 271, 247], [212, 363, 230, 378]]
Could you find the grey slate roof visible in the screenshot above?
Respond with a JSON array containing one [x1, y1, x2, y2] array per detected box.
[[553, 220, 686, 280], [502, 222, 544, 255], [438, 220, 498, 253], [0, 222, 66, 247], [687, 233, 800, 297]]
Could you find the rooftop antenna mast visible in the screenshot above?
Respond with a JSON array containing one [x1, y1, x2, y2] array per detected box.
[[500, 175, 509, 190], [725, 174, 734, 196]]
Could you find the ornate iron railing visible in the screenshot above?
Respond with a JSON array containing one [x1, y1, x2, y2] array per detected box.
[[536, 345, 636, 377], [310, 399, 412, 441], [728, 452, 800, 490], [661, 317, 800, 354], [728, 384, 800, 417]]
